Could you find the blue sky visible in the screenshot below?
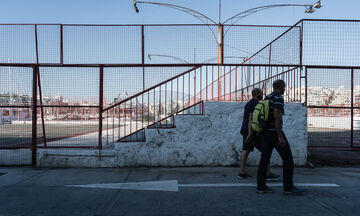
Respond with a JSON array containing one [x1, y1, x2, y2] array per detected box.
[[0, 0, 359, 25]]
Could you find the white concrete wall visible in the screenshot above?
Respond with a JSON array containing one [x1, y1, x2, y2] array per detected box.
[[115, 102, 308, 167], [37, 101, 308, 167]]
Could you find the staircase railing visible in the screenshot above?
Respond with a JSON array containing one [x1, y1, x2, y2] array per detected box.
[[102, 63, 301, 144]]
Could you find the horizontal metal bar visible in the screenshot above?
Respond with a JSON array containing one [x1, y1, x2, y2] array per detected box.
[[0, 23, 296, 27], [307, 106, 352, 109], [305, 65, 360, 69], [0, 23, 61, 25], [0, 146, 31, 150], [302, 18, 360, 23], [40, 105, 99, 108], [37, 146, 99, 149], [0, 105, 31, 108], [308, 146, 360, 151], [0, 63, 303, 68]]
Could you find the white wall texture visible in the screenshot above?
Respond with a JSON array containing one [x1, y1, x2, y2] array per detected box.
[[37, 102, 308, 167]]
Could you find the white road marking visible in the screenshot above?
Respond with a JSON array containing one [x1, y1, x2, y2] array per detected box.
[[67, 180, 339, 192], [179, 183, 340, 187]]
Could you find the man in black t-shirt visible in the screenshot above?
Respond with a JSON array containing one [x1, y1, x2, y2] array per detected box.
[[239, 88, 279, 180], [256, 80, 305, 195]]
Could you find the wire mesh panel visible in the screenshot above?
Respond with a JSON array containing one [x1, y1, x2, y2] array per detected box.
[[144, 66, 193, 89], [37, 67, 99, 147], [144, 25, 218, 64], [37, 25, 61, 64], [224, 25, 291, 64], [0, 107, 32, 148], [308, 107, 352, 148], [104, 67, 144, 107], [0, 25, 36, 63], [354, 109, 360, 148], [63, 25, 142, 64], [0, 66, 33, 165], [0, 67, 33, 106], [245, 24, 300, 65], [303, 20, 360, 66], [307, 68, 351, 107], [38, 67, 99, 106], [0, 148, 32, 166], [354, 69, 360, 147]]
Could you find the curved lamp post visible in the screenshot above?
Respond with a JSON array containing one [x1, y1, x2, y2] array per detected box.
[[133, 0, 322, 98]]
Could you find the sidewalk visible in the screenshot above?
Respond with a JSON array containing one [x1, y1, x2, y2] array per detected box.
[[0, 166, 359, 216]]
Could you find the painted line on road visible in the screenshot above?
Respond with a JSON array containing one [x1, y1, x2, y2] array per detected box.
[[179, 183, 340, 187], [67, 180, 339, 192]]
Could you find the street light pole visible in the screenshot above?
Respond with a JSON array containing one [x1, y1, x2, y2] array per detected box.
[[134, 0, 322, 99]]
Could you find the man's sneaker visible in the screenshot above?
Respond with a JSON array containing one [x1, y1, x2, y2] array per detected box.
[[237, 173, 252, 179], [283, 186, 305, 195], [256, 186, 274, 194], [267, 173, 281, 181]]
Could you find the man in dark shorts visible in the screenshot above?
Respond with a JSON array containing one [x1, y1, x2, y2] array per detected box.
[[239, 88, 280, 180], [256, 80, 305, 195]]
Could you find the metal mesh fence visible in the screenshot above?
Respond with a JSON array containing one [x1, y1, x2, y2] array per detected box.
[[355, 69, 360, 147], [0, 25, 36, 63], [303, 20, 360, 66], [1, 20, 360, 165], [144, 67, 192, 89], [63, 25, 142, 64], [37, 25, 61, 64], [307, 68, 351, 107], [248, 24, 300, 65], [37, 67, 99, 147], [224, 25, 291, 64], [104, 67, 144, 107], [144, 25, 218, 64], [38, 67, 99, 105], [0, 67, 33, 106], [308, 107, 352, 148], [0, 148, 32, 165], [0, 107, 32, 148]]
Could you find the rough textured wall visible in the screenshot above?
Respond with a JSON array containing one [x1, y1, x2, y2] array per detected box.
[[115, 101, 308, 167]]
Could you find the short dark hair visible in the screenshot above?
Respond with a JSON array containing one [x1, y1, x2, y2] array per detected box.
[[252, 88, 262, 97], [273, 79, 285, 90]]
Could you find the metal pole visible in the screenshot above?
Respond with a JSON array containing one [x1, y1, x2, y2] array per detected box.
[[351, 68, 354, 149], [99, 66, 104, 149], [217, 24, 222, 100], [300, 21, 303, 67], [142, 25, 145, 90], [305, 67, 308, 107], [60, 24, 64, 64], [37, 69, 47, 147], [31, 65, 38, 167], [219, 0, 221, 24]]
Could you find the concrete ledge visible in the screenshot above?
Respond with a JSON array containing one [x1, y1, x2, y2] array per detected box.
[[37, 149, 117, 168]]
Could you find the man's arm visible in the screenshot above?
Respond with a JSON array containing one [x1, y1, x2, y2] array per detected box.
[[274, 108, 286, 147]]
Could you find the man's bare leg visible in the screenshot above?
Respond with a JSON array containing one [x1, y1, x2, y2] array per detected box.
[[239, 150, 250, 174]]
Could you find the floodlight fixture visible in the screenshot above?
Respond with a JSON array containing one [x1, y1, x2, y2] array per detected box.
[[305, 7, 315, 13], [313, 1, 322, 9]]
